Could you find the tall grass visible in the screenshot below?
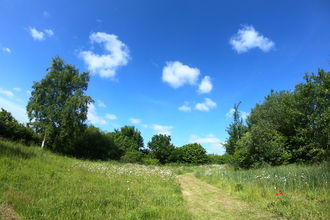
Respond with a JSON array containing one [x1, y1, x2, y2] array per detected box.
[[0, 140, 192, 219], [195, 163, 330, 219]]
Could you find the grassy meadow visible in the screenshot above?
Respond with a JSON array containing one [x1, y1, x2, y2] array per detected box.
[[194, 163, 330, 219], [0, 139, 192, 219], [1, 139, 330, 219]]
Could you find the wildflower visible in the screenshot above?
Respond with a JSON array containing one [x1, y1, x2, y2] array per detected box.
[[275, 190, 284, 195]]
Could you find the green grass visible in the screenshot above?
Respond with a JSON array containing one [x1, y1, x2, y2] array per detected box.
[[194, 163, 330, 219], [0, 140, 192, 219]]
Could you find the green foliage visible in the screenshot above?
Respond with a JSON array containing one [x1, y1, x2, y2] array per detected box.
[[147, 134, 176, 164], [75, 125, 121, 160], [120, 150, 145, 163], [292, 69, 330, 161], [178, 143, 208, 165], [26, 56, 93, 153], [232, 70, 330, 168], [109, 126, 144, 155], [141, 158, 160, 165], [0, 108, 40, 145], [208, 154, 233, 165]]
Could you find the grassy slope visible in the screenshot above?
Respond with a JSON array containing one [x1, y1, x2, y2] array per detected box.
[[0, 140, 192, 219], [194, 164, 330, 219]]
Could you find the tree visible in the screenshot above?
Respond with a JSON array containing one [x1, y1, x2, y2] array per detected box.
[[147, 134, 176, 164], [26, 56, 93, 153], [224, 102, 247, 155], [0, 108, 40, 145], [178, 143, 208, 164], [292, 69, 330, 161], [76, 125, 120, 160], [114, 125, 144, 151]]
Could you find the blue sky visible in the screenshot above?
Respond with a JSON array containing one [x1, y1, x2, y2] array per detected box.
[[1, 0, 329, 154]]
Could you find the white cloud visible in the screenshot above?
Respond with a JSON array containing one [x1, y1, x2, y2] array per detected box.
[[195, 98, 217, 112], [189, 134, 225, 151], [45, 29, 54, 37], [3, 47, 10, 53], [0, 88, 14, 98], [79, 32, 130, 79], [97, 100, 106, 108], [229, 25, 275, 53], [106, 114, 117, 120], [13, 87, 21, 92], [178, 101, 192, 112], [87, 103, 107, 124], [162, 61, 200, 89], [43, 11, 50, 17], [226, 108, 249, 120], [198, 76, 213, 93], [226, 108, 235, 118], [29, 28, 45, 41], [129, 118, 141, 124], [152, 125, 173, 136], [26, 90, 31, 95], [0, 97, 28, 123]]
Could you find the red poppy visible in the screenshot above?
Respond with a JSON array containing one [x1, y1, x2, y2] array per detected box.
[[275, 193, 279, 195], [279, 190, 283, 193]]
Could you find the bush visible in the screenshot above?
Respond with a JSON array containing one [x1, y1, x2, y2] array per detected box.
[[208, 153, 233, 164], [141, 158, 160, 165], [120, 151, 144, 163]]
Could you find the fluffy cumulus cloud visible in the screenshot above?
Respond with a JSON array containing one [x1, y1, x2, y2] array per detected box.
[[29, 28, 44, 41], [152, 125, 173, 136], [226, 108, 249, 120], [129, 118, 141, 124], [198, 76, 213, 93], [79, 32, 130, 79], [13, 88, 21, 92], [162, 61, 200, 89], [189, 134, 225, 152], [87, 103, 107, 125], [195, 98, 217, 112], [0, 88, 14, 98], [106, 114, 117, 120], [29, 27, 54, 41], [178, 101, 192, 112], [229, 25, 275, 53]]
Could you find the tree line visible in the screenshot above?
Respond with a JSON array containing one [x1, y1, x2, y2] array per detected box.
[[224, 69, 330, 168], [1, 56, 222, 165]]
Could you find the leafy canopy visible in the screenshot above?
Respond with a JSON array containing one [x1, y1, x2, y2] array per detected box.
[[26, 56, 93, 152]]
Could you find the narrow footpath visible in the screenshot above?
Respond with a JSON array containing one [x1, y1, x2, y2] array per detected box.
[[177, 172, 284, 220]]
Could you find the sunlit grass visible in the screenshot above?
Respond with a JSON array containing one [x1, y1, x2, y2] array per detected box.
[[0, 140, 192, 219], [195, 163, 330, 219]]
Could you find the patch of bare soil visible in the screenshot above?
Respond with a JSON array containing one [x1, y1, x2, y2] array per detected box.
[[0, 204, 21, 220], [177, 172, 284, 220]]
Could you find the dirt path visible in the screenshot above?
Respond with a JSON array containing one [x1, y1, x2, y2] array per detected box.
[[177, 172, 283, 220], [0, 204, 21, 220]]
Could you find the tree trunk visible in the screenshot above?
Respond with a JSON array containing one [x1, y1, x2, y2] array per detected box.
[[41, 133, 46, 148]]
